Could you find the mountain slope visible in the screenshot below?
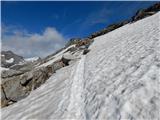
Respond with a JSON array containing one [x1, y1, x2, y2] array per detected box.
[[2, 12, 160, 120], [83, 12, 160, 120]]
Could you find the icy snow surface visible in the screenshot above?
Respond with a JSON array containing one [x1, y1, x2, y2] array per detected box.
[[1, 12, 160, 120]]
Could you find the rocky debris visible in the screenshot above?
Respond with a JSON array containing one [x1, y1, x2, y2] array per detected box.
[[131, 10, 155, 22], [1, 66, 53, 107], [65, 38, 82, 47], [88, 20, 130, 39], [75, 38, 93, 47], [65, 38, 93, 55], [1, 51, 25, 68], [10, 60, 40, 72], [1, 53, 73, 107], [48, 58, 67, 72], [131, 2, 160, 22]]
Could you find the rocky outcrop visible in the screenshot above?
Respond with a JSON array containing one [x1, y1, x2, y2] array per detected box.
[[87, 2, 160, 39], [88, 20, 130, 39], [75, 38, 93, 47], [1, 69, 24, 79], [1, 51, 25, 68], [83, 49, 90, 55], [1, 54, 73, 107], [1, 69, 45, 107], [65, 38, 82, 47], [131, 2, 160, 22]]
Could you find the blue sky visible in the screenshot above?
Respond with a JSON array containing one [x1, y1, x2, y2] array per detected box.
[[1, 1, 158, 57]]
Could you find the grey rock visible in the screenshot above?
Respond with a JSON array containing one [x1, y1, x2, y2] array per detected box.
[[1, 58, 68, 107], [83, 49, 90, 55], [1, 69, 24, 79]]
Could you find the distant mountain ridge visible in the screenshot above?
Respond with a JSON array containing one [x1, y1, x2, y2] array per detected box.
[[1, 51, 25, 68]]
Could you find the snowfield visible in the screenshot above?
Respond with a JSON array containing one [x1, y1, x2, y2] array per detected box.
[[1, 12, 160, 120]]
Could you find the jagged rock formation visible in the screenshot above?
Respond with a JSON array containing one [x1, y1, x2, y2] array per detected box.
[[132, 2, 160, 21]]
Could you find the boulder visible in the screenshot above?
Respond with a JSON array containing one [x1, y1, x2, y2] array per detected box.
[[1, 67, 48, 107], [83, 49, 90, 55], [1, 69, 24, 79], [1, 57, 69, 107], [61, 56, 71, 66]]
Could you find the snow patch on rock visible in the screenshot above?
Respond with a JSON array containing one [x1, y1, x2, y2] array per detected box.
[[6, 58, 14, 63]]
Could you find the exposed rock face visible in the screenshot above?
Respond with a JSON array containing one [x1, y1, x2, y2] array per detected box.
[[65, 38, 82, 47], [75, 38, 93, 47], [88, 20, 130, 39], [88, 2, 160, 39], [1, 69, 24, 78], [131, 2, 160, 21], [1, 52, 74, 107], [1, 66, 54, 107], [1, 51, 25, 68]]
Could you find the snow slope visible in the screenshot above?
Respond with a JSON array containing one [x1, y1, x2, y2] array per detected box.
[[83, 12, 160, 120], [1, 12, 160, 120]]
